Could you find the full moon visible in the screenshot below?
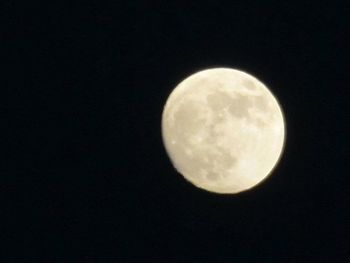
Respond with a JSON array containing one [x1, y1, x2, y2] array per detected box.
[[161, 68, 285, 194]]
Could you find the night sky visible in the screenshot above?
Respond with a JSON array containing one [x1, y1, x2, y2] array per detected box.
[[6, 1, 349, 262]]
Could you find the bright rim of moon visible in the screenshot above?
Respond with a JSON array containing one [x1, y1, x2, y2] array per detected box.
[[161, 68, 285, 194]]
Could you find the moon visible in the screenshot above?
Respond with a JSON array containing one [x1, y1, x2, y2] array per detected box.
[[161, 68, 285, 194]]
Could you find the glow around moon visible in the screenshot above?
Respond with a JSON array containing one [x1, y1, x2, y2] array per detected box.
[[161, 68, 285, 194]]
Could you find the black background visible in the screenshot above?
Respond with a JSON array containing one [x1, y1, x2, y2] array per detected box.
[[5, 1, 349, 262]]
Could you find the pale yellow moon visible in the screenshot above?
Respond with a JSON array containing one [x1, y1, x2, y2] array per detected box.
[[161, 68, 285, 194]]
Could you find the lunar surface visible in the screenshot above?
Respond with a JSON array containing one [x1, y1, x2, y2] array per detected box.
[[161, 68, 285, 194]]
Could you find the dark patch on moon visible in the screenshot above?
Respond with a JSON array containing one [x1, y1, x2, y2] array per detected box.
[[173, 101, 203, 135], [206, 90, 234, 111], [206, 90, 255, 119], [241, 79, 257, 90], [206, 172, 218, 181], [253, 95, 269, 111], [228, 94, 252, 118]]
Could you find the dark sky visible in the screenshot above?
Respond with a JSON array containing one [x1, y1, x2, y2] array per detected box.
[[6, 1, 348, 262]]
